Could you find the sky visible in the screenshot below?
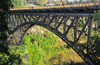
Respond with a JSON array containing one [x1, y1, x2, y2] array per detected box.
[[53, 0, 89, 3], [53, 0, 75, 2], [68, 0, 74, 2], [68, 0, 87, 2]]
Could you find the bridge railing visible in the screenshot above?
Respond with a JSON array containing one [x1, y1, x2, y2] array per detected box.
[[10, 2, 100, 10]]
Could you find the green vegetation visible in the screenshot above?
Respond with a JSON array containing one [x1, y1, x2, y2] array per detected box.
[[16, 30, 68, 65], [1, 0, 100, 65], [8, 26, 85, 65], [10, 0, 69, 8], [24, 32, 59, 65], [11, 0, 48, 8], [88, 10, 100, 65], [11, 0, 28, 8], [53, 0, 62, 5], [0, 0, 21, 65], [36, 0, 48, 6], [8, 45, 28, 65]]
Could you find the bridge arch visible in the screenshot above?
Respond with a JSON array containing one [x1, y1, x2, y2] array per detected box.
[[8, 21, 93, 65], [7, 12, 95, 65], [8, 22, 74, 46]]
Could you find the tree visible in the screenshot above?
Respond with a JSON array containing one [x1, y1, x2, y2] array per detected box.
[[0, 0, 21, 65], [11, 0, 22, 8], [91, 0, 96, 2], [94, 11, 100, 22], [87, 10, 100, 65], [62, 0, 68, 4], [53, 0, 62, 5], [32, 0, 37, 4], [0, 0, 12, 11], [79, 0, 83, 3], [74, 0, 78, 3], [53, 0, 68, 5], [36, 0, 48, 6], [11, 0, 28, 8]]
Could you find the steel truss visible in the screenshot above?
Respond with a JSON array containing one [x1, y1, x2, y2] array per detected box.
[[7, 12, 94, 65]]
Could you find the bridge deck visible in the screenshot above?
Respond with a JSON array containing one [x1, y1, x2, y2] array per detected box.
[[10, 2, 100, 10], [10, 2, 100, 13]]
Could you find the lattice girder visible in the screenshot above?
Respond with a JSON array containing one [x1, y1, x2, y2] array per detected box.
[[7, 13, 94, 65]]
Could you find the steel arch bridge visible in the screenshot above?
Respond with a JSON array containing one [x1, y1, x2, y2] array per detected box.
[[6, 4, 100, 65]]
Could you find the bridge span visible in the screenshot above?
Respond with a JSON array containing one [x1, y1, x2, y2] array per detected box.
[[10, 2, 100, 11], [5, 2, 100, 65]]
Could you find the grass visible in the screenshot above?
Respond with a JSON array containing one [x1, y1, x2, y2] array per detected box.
[[8, 25, 85, 65]]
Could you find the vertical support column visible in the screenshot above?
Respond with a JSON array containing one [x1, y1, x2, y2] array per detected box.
[[22, 15, 27, 23], [10, 14, 14, 28], [8, 14, 11, 27], [12, 14, 16, 28], [55, 14, 57, 28], [17, 14, 20, 25], [82, 17, 87, 32], [87, 16, 92, 54], [15, 15, 18, 26], [82, 17, 85, 27], [47, 14, 50, 25], [63, 15, 66, 34], [63, 16, 70, 34], [19, 15, 23, 24], [10, 14, 12, 27], [13, 14, 17, 27], [95, 21, 98, 31], [74, 16, 79, 44]]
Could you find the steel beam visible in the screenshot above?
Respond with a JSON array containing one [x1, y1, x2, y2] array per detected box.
[[74, 17, 79, 44], [76, 18, 89, 43], [87, 16, 92, 54], [13, 13, 95, 16], [64, 17, 76, 35], [55, 14, 57, 28], [7, 12, 94, 65], [55, 17, 64, 30], [63, 16, 70, 34]]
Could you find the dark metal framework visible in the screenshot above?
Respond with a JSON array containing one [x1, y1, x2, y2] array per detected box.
[[7, 12, 95, 65]]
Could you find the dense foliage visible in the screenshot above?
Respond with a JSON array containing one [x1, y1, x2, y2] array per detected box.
[[89, 10, 100, 65], [11, 0, 28, 8], [8, 30, 72, 65], [0, 0, 12, 11], [10, 0, 98, 8], [36, 0, 48, 6], [10, 0, 69, 8], [0, 0, 21, 65], [24, 32, 61, 65]]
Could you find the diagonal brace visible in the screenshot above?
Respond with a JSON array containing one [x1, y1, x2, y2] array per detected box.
[[55, 17, 64, 30], [63, 16, 70, 34], [76, 17, 89, 43], [64, 17, 76, 35]]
